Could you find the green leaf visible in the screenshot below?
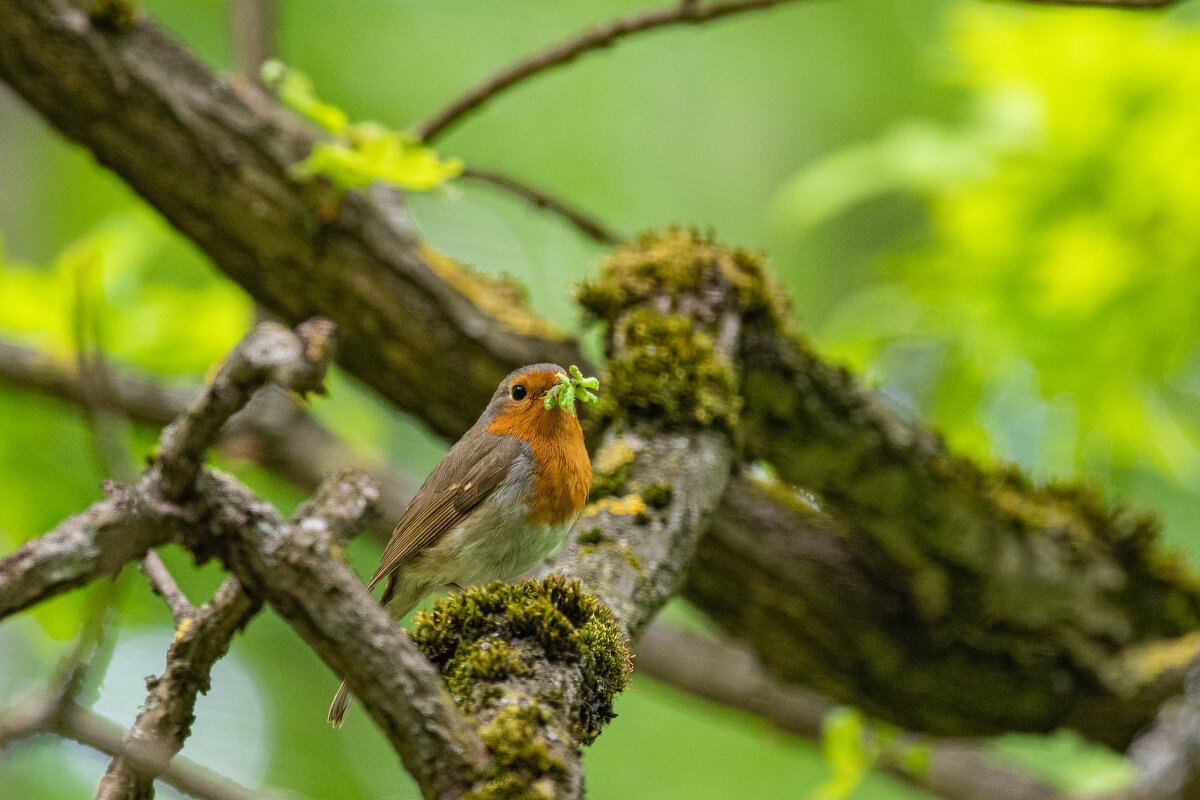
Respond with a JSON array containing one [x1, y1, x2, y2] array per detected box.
[[261, 59, 348, 134], [814, 707, 874, 800], [264, 60, 461, 194]]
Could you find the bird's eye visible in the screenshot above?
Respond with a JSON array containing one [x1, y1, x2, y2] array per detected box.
[[510, 384, 527, 401]]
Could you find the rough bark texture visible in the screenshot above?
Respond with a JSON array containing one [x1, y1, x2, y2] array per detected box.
[[722, 326, 1200, 746], [0, 0, 583, 441], [94, 468, 379, 800], [400, 241, 748, 799], [0, 487, 173, 620], [201, 470, 490, 799], [2, 0, 1199, 778], [0, 321, 491, 800], [96, 577, 260, 800]]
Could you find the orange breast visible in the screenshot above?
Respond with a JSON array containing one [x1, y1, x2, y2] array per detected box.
[[486, 404, 591, 526]]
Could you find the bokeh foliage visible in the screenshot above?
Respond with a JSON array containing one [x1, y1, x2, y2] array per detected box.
[[2, 0, 1200, 798]]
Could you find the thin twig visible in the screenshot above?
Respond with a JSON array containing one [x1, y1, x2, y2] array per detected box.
[[0, 695, 293, 800], [140, 551, 197, 623], [461, 164, 625, 245], [417, 0, 805, 142], [230, 0, 274, 84], [95, 576, 261, 800], [0, 337, 417, 539]]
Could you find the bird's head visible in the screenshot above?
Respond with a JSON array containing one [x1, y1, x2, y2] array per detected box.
[[483, 363, 597, 443]]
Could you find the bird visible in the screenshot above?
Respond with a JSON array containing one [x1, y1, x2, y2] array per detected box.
[[328, 363, 593, 726]]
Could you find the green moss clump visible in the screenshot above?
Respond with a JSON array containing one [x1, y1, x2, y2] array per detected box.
[[588, 439, 636, 501], [594, 309, 740, 431], [642, 482, 673, 510], [411, 576, 632, 736], [578, 527, 604, 545], [467, 704, 565, 800], [577, 229, 787, 326], [89, 0, 135, 30], [445, 639, 533, 705]]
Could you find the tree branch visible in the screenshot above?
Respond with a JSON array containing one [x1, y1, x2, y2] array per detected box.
[[139, 551, 197, 624], [637, 625, 1065, 800], [96, 468, 378, 800], [0, 0, 585, 441], [1, 0, 1196, 762], [416, 0, 807, 142], [460, 165, 626, 246], [0, 321, 489, 799], [95, 576, 261, 800], [0, 696, 294, 800], [1114, 650, 1200, 799]]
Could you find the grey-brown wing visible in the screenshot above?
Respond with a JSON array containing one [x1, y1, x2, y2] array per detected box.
[[366, 433, 522, 591]]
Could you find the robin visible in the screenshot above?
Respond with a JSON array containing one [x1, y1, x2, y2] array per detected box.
[[328, 363, 595, 726]]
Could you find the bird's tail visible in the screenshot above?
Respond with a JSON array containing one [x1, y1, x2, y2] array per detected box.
[[328, 575, 430, 728], [328, 680, 354, 728]]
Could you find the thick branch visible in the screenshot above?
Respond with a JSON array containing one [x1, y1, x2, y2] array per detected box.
[[199, 470, 488, 799], [416, 0, 806, 142], [0, 489, 173, 620], [0, 0, 584, 441], [719, 318, 1200, 747], [1, 0, 1195, 758]]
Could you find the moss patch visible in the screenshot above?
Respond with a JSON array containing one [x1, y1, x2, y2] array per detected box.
[[642, 482, 673, 510], [411, 576, 632, 738], [89, 0, 135, 31], [420, 243, 561, 340], [578, 527, 604, 546], [596, 309, 740, 431], [468, 704, 566, 800], [577, 228, 787, 326], [589, 438, 636, 500]]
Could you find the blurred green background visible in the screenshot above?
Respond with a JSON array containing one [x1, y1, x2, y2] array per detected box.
[[3, 0, 1200, 797]]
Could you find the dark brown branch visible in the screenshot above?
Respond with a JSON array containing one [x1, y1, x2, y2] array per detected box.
[[461, 165, 626, 245], [0, 0, 585, 442], [0, 696, 292, 800], [637, 625, 1064, 800], [416, 0, 806, 142]]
